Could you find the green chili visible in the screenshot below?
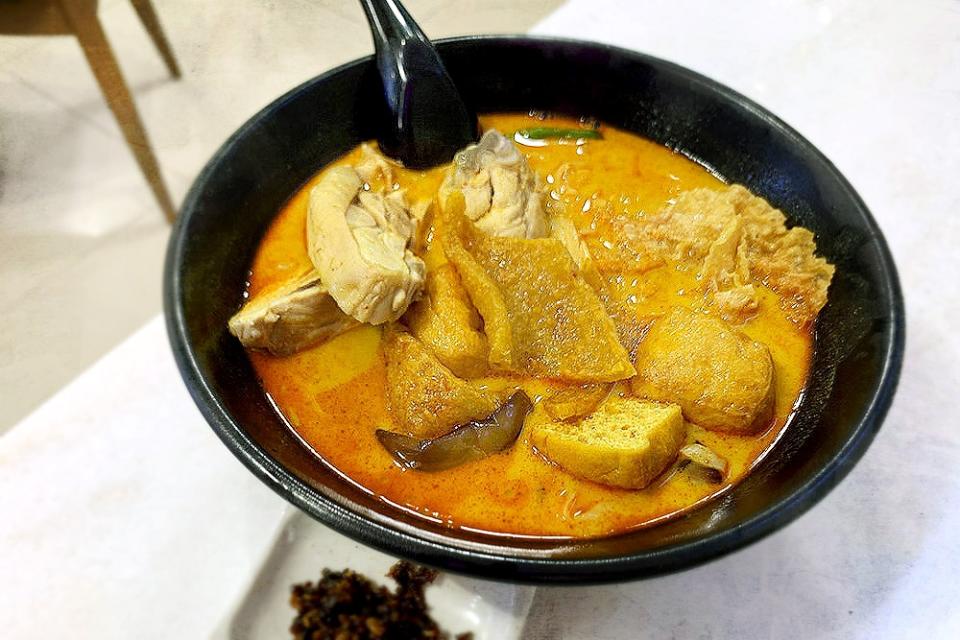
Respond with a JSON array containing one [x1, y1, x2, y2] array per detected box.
[[514, 127, 603, 140]]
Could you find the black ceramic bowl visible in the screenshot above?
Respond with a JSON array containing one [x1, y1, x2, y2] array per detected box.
[[164, 36, 904, 583]]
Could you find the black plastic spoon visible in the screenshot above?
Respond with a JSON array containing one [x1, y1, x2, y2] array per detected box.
[[358, 0, 478, 168]]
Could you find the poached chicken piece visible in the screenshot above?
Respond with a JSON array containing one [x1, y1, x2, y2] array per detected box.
[[227, 270, 358, 356], [439, 129, 548, 239], [307, 166, 425, 325]]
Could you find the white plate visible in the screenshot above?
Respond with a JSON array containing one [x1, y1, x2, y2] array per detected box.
[[210, 509, 536, 639]]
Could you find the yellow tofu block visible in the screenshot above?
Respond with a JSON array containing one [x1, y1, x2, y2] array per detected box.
[[529, 398, 685, 489], [631, 307, 775, 434], [542, 384, 610, 421], [384, 330, 500, 439], [405, 264, 489, 378], [440, 194, 635, 383]]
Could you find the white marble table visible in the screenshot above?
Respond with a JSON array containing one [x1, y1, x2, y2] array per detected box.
[[2, 0, 959, 638], [521, 0, 960, 636]]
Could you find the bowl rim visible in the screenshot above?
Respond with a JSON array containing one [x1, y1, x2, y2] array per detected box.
[[164, 34, 905, 584]]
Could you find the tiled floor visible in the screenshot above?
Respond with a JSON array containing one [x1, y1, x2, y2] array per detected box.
[[0, 0, 562, 433]]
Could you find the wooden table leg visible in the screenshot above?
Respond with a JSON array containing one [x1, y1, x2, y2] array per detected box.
[[56, 0, 176, 223], [130, 0, 180, 78]]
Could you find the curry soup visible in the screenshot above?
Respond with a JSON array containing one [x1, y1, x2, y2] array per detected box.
[[241, 114, 813, 538]]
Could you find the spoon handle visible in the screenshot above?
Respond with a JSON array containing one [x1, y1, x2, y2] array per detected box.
[[358, 0, 478, 168]]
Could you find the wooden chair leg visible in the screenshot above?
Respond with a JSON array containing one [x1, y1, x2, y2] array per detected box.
[[56, 0, 176, 223], [129, 0, 181, 78]]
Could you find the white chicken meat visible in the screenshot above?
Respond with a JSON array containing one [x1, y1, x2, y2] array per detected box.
[[439, 129, 548, 238], [307, 165, 425, 324], [227, 270, 358, 356]]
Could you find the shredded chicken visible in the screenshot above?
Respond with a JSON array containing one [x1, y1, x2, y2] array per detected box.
[[439, 130, 548, 238], [307, 166, 425, 325]]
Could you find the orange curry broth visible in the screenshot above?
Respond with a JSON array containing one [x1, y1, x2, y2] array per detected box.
[[246, 114, 813, 538]]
